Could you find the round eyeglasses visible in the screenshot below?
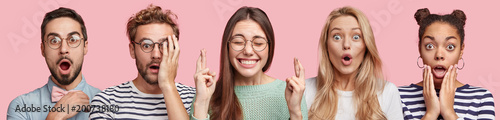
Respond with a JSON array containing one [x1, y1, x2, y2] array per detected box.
[[132, 39, 167, 53], [45, 35, 83, 49], [228, 36, 268, 52]]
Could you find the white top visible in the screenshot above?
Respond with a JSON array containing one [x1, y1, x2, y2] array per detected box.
[[305, 77, 404, 120]]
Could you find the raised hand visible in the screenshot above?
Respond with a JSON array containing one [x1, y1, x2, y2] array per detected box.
[[158, 35, 180, 90], [422, 65, 440, 120], [156, 35, 190, 120], [439, 64, 458, 119], [285, 58, 305, 120], [193, 49, 216, 119], [46, 91, 89, 120]]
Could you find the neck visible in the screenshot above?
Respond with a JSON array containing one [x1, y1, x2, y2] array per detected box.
[[51, 72, 82, 91], [333, 70, 356, 91], [234, 71, 272, 86], [133, 73, 162, 94]]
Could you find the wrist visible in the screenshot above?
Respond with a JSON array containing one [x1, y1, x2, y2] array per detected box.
[[46, 112, 66, 120], [193, 100, 210, 119], [289, 110, 303, 120], [442, 109, 458, 119], [422, 112, 438, 120], [159, 82, 176, 91]]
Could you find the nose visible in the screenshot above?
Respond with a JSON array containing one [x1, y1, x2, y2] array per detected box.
[[343, 37, 351, 50], [151, 44, 162, 59], [59, 40, 69, 55], [434, 48, 445, 61], [242, 40, 254, 56]]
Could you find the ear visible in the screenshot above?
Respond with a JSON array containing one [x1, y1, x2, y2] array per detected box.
[[129, 43, 136, 59], [83, 41, 89, 55], [459, 43, 465, 58], [41, 43, 46, 57]]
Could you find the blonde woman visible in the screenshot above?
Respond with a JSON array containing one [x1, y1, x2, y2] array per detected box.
[[305, 6, 403, 120]]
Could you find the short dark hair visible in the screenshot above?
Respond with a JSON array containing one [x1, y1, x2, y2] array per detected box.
[[127, 4, 179, 42], [41, 7, 88, 42], [415, 8, 466, 45]]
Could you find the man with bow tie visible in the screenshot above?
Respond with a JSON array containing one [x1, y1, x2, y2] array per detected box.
[[7, 7, 100, 120]]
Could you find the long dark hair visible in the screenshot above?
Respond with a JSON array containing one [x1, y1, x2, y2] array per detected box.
[[209, 6, 275, 120]]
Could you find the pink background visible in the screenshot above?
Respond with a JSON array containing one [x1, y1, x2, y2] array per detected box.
[[1, 0, 499, 119]]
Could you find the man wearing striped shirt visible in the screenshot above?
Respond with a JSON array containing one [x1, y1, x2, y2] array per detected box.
[[89, 4, 195, 120]]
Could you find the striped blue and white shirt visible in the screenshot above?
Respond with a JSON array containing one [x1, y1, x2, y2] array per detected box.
[[89, 81, 195, 120], [399, 84, 495, 120]]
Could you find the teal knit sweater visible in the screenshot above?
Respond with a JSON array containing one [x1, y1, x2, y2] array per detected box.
[[190, 79, 308, 120]]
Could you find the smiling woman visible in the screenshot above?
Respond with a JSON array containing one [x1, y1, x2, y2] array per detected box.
[[190, 6, 308, 120]]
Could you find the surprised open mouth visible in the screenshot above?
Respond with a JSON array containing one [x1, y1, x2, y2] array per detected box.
[[341, 54, 352, 66], [58, 59, 72, 75], [149, 65, 160, 73], [432, 65, 447, 79]]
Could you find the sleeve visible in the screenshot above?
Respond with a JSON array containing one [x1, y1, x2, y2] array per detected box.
[[301, 94, 309, 120], [89, 92, 114, 120], [385, 83, 404, 120], [400, 100, 415, 120], [7, 96, 28, 120], [475, 89, 495, 119]]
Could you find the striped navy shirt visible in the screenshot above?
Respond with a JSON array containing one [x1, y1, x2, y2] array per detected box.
[[89, 81, 195, 120], [399, 84, 495, 120]]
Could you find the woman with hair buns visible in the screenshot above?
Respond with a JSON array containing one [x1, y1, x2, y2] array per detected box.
[[305, 6, 404, 120], [398, 8, 495, 120]]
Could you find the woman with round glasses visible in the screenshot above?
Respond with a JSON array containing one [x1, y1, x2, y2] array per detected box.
[[189, 6, 308, 120], [398, 8, 495, 120], [305, 6, 403, 120]]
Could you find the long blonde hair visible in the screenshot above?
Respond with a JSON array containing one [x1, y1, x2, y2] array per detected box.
[[309, 6, 387, 120]]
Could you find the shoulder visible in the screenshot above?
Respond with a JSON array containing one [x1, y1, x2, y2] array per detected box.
[[9, 85, 46, 105], [175, 82, 196, 92], [383, 81, 398, 92], [380, 81, 401, 98], [84, 84, 101, 98], [458, 85, 494, 99], [92, 81, 134, 102], [304, 77, 318, 110], [175, 82, 196, 99], [305, 77, 317, 87]]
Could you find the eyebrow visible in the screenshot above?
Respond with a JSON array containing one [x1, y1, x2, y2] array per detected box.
[[232, 34, 266, 39], [423, 36, 457, 41], [46, 31, 81, 39], [423, 36, 435, 41], [445, 36, 457, 40], [330, 27, 361, 32], [138, 37, 168, 42]]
